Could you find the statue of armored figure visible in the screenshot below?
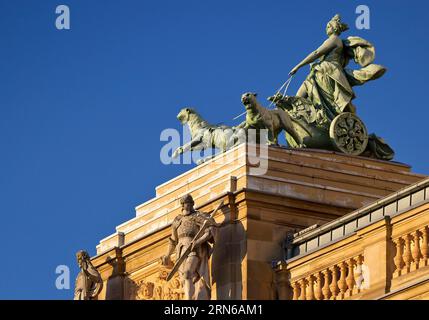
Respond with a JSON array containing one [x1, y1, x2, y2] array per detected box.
[[74, 250, 103, 300], [161, 194, 219, 300]]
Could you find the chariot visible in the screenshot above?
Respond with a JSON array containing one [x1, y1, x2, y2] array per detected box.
[[269, 93, 369, 156]]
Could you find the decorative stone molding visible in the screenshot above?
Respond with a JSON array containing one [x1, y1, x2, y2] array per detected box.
[[127, 266, 185, 300]]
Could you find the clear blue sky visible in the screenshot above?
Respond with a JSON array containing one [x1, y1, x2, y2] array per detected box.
[[0, 0, 427, 299]]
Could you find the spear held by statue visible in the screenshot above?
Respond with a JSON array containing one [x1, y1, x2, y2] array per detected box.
[[166, 200, 224, 282]]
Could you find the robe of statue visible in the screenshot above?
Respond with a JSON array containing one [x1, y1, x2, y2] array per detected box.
[[302, 36, 386, 119], [74, 260, 103, 300]]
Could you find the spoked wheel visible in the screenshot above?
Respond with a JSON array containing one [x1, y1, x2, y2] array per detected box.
[[329, 112, 368, 156]]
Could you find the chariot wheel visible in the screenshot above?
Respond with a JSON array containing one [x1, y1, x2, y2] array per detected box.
[[329, 112, 368, 156]]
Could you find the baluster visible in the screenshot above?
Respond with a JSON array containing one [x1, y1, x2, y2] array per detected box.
[[421, 227, 429, 267], [306, 276, 315, 300], [412, 230, 422, 271], [322, 269, 331, 300], [291, 281, 300, 300], [338, 262, 347, 299], [329, 266, 339, 300], [299, 278, 307, 300], [393, 237, 405, 277], [403, 234, 413, 273], [314, 272, 323, 300], [346, 258, 356, 297], [354, 255, 364, 292]]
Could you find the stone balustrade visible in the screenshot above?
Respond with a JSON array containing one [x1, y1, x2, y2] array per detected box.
[[289, 254, 366, 300], [393, 226, 429, 277], [274, 178, 429, 300]]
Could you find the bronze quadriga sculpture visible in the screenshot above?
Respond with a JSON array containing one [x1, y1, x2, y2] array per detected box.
[[174, 14, 394, 162]]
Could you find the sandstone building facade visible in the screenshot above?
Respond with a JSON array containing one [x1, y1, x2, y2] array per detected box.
[[91, 144, 427, 300]]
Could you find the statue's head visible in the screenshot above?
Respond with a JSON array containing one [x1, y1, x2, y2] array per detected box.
[[171, 278, 181, 289], [76, 250, 90, 268], [241, 92, 258, 107], [180, 193, 195, 215], [177, 107, 198, 124], [326, 14, 349, 36], [139, 281, 155, 299]]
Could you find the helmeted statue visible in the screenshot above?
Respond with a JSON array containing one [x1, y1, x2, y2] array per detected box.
[[74, 250, 103, 300], [161, 194, 218, 300]]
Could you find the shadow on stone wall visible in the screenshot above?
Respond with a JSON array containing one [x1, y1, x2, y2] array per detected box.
[[211, 219, 246, 299], [104, 254, 124, 300]]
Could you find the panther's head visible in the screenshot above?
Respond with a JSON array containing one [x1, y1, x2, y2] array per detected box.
[[177, 107, 198, 124], [241, 92, 258, 107]]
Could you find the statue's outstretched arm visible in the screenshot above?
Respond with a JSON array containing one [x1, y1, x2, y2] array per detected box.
[[289, 37, 337, 75]]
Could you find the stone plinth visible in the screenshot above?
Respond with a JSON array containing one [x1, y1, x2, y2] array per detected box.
[[92, 144, 425, 300]]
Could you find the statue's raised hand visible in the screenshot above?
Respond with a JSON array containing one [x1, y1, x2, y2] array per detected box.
[[289, 66, 299, 76]]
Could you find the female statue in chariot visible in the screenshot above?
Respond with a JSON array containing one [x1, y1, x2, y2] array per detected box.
[[289, 14, 386, 118], [273, 14, 394, 159]]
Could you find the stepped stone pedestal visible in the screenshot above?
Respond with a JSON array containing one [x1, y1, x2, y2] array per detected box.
[[92, 144, 425, 300]]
